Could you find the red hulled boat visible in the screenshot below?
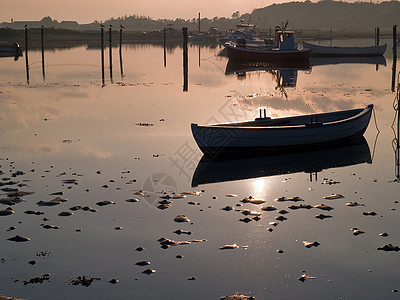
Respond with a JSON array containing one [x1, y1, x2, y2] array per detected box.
[[225, 31, 311, 61]]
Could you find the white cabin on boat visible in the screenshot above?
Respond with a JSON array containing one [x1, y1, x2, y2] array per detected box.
[[277, 31, 297, 50]]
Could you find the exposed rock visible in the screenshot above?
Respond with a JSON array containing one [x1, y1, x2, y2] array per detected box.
[[135, 261, 150, 266], [275, 196, 304, 202], [96, 200, 116, 206], [173, 215, 190, 223], [351, 228, 365, 236], [7, 235, 30, 242], [0, 207, 15, 216], [323, 194, 344, 200], [220, 294, 255, 300], [37, 197, 68, 206], [219, 243, 239, 250], [377, 244, 400, 252], [314, 204, 334, 211], [261, 206, 277, 211], [314, 214, 333, 220], [303, 241, 320, 248]]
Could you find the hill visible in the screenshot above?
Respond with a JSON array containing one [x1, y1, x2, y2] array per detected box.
[[248, 0, 399, 31]]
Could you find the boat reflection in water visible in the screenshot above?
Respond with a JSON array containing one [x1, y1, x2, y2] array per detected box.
[[309, 55, 387, 67], [191, 137, 371, 187], [225, 59, 311, 88], [225, 56, 386, 89]]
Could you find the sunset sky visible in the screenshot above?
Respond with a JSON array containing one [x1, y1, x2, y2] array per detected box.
[[3, 0, 298, 24]]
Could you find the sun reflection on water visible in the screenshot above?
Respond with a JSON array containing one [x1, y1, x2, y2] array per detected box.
[[251, 177, 270, 199]]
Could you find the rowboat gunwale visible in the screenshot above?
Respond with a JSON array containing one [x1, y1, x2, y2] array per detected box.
[[195, 106, 371, 130]]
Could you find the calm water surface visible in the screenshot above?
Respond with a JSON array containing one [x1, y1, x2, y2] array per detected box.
[[0, 38, 400, 300]]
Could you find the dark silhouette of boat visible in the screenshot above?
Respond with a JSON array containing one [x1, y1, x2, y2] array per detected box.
[[191, 136, 371, 187], [309, 55, 386, 67], [225, 31, 311, 61]]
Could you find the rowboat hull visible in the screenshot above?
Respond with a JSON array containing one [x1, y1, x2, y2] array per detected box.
[[303, 42, 387, 57], [191, 105, 373, 157], [225, 43, 311, 61]]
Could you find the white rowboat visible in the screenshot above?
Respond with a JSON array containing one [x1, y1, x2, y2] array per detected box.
[[191, 105, 373, 157]]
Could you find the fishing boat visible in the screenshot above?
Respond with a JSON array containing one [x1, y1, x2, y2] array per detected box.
[[191, 137, 371, 187], [191, 104, 373, 157], [225, 31, 311, 61], [303, 41, 387, 57]]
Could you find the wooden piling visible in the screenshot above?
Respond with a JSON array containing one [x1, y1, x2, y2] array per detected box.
[[397, 82, 400, 179], [397, 84, 400, 179], [393, 25, 397, 59], [101, 26, 105, 86], [183, 27, 188, 92], [41, 26, 45, 79], [392, 25, 397, 92], [119, 26, 123, 76], [198, 12, 201, 34], [164, 27, 167, 67], [24, 26, 29, 83], [375, 27, 380, 46], [109, 25, 113, 82]]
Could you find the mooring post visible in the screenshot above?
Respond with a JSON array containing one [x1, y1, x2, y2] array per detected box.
[[101, 26, 105, 86], [393, 25, 397, 59], [41, 25, 45, 79], [198, 12, 201, 34], [397, 79, 400, 179], [119, 25, 123, 76], [183, 27, 188, 92], [109, 25, 113, 82], [376, 27, 380, 46], [163, 27, 167, 67], [24, 25, 29, 83], [392, 25, 397, 92], [198, 46, 201, 67]]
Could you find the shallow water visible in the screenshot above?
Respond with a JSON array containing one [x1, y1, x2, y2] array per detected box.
[[0, 37, 400, 299]]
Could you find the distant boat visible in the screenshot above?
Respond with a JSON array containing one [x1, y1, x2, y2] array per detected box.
[[303, 41, 387, 57], [191, 105, 373, 157], [218, 22, 273, 47], [191, 137, 371, 187], [189, 33, 205, 43], [225, 31, 311, 61], [0, 42, 23, 57]]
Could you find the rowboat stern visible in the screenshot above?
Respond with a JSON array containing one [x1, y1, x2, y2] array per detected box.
[[191, 122, 201, 147]]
